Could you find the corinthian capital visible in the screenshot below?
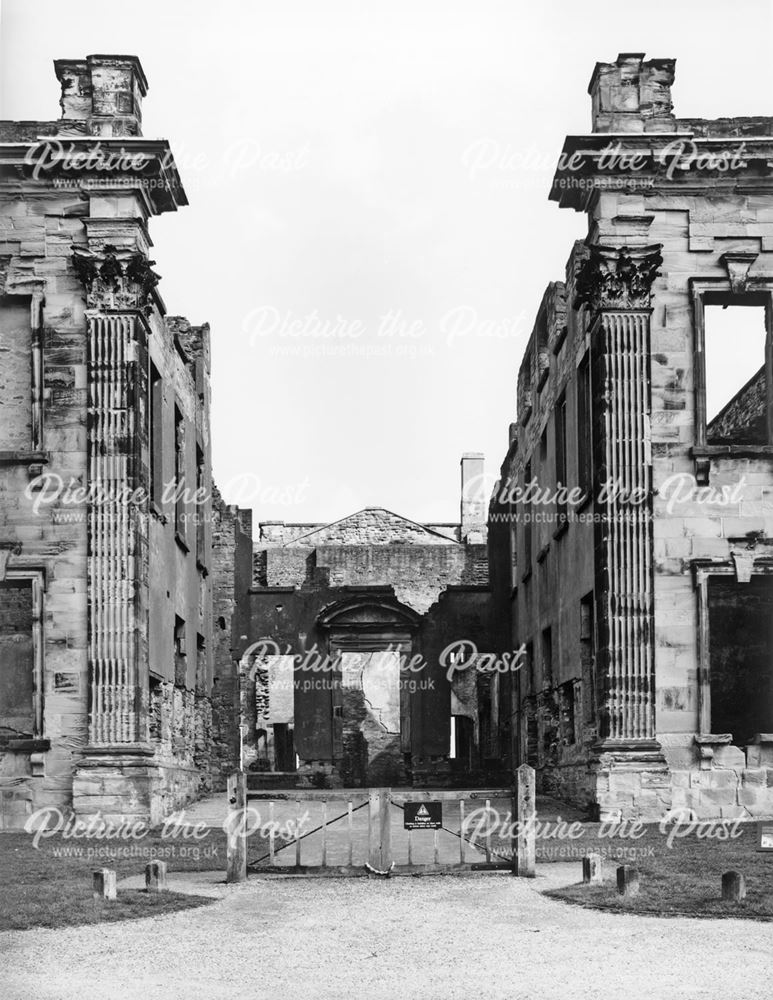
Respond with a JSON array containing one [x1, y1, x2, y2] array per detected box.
[[71, 243, 160, 314], [574, 244, 662, 311]]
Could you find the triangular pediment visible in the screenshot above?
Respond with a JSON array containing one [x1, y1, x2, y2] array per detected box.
[[284, 507, 459, 547]]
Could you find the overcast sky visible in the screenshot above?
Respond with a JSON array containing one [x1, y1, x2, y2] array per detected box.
[[1, 0, 771, 524]]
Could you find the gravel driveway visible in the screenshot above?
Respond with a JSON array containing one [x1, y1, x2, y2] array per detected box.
[[2, 865, 771, 1000]]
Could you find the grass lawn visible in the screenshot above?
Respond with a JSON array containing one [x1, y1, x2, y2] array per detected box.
[[0, 824, 275, 932], [543, 821, 773, 919]]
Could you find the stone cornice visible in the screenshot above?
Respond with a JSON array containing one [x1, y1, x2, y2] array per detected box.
[[0, 137, 187, 213], [550, 133, 773, 210]]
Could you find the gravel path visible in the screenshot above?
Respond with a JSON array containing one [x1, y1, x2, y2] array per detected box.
[[2, 865, 771, 1000]]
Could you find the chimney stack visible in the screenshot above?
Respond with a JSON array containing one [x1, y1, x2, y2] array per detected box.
[[54, 54, 148, 137], [588, 53, 676, 134], [460, 453, 486, 544]]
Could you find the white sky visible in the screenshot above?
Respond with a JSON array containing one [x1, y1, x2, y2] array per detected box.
[[1, 0, 771, 523]]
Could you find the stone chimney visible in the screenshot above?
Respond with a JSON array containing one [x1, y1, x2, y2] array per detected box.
[[460, 453, 486, 544], [54, 54, 148, 137], [588, 53, 676, 133]]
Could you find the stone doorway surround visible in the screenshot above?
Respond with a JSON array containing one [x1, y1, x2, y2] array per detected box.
[[318, 596, 422, 788]]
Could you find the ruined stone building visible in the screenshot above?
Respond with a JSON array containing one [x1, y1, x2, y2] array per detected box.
[[238, 455, 500, 789], [0, 57, 504, 826], [490, 54, 773, 820], [9, 49, 772, 829], [0, 55, 236, 827]]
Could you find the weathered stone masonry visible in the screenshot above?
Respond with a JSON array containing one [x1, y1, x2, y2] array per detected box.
[[240, 457, 501, 790], [0, 56, 238, 826], [491, 54, 773, 820]]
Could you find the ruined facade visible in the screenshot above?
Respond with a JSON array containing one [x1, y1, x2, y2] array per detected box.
[[490, 54, 773, 820], [239, 456, 503, 789], [0, 56, 229, 827]]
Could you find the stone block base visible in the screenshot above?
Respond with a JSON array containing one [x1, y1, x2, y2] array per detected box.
[[533, 740, 773, 820], [592, 748, 673, 821], [73, 751, 204, 826]]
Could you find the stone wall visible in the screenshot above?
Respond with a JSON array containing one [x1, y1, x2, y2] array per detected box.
[[209, 490, 252, 788], [0, 179, 91, 829], [491, 53, 773, 820], [246, 503, 495, 788], [0, 54, 224, 828]]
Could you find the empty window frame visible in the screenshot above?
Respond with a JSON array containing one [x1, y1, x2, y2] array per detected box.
[[541, 626, 553, 689], [149, 360, 164, 509], [577, 352, 593, 501], [0, 297, 42, 454], [523, 460, 533, 572], [518, 346, 534, 425], [195, 441, 206, 567], [0, 572, 44, 740], [707, 576, 773, 745], [580, 592, 596, 724], [560, 681, 576, 745], [174, 615, 187, 686], [695, 292, 773, 447], [555, 391, 568, 530], [174, 403, 186, 540]]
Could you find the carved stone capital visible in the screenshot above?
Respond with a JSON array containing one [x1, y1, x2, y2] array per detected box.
[[71, 243, 160, 314], [574, 243, 663, 310]]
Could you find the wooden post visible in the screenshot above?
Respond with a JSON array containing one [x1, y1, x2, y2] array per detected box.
[[582, 852, 603, 884], [722, 870, 746, 902], [93, 868, 116, 901], [616, 865, 640, 897], [226, 769, 247, 883], [512, 763, 536, 877], [145, 859, 168, 893], [367, 787, 392, 874]]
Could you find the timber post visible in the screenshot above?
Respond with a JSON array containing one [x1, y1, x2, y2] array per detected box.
[[367, 787, 393, 875], [226, 769, 247, 883], [512, 763, 536, 877]]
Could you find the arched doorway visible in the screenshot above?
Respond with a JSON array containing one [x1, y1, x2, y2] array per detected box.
[[318, 596, 421, 786]]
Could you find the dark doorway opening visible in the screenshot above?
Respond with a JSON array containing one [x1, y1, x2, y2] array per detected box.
[[709, 576, 773, 744]]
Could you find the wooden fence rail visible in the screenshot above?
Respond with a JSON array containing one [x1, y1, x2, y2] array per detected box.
[[236, 767, 537, 878]]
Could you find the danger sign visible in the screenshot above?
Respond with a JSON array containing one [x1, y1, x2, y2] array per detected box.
[[758, 822, 773, 851], [404, 801, 442, 830]]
